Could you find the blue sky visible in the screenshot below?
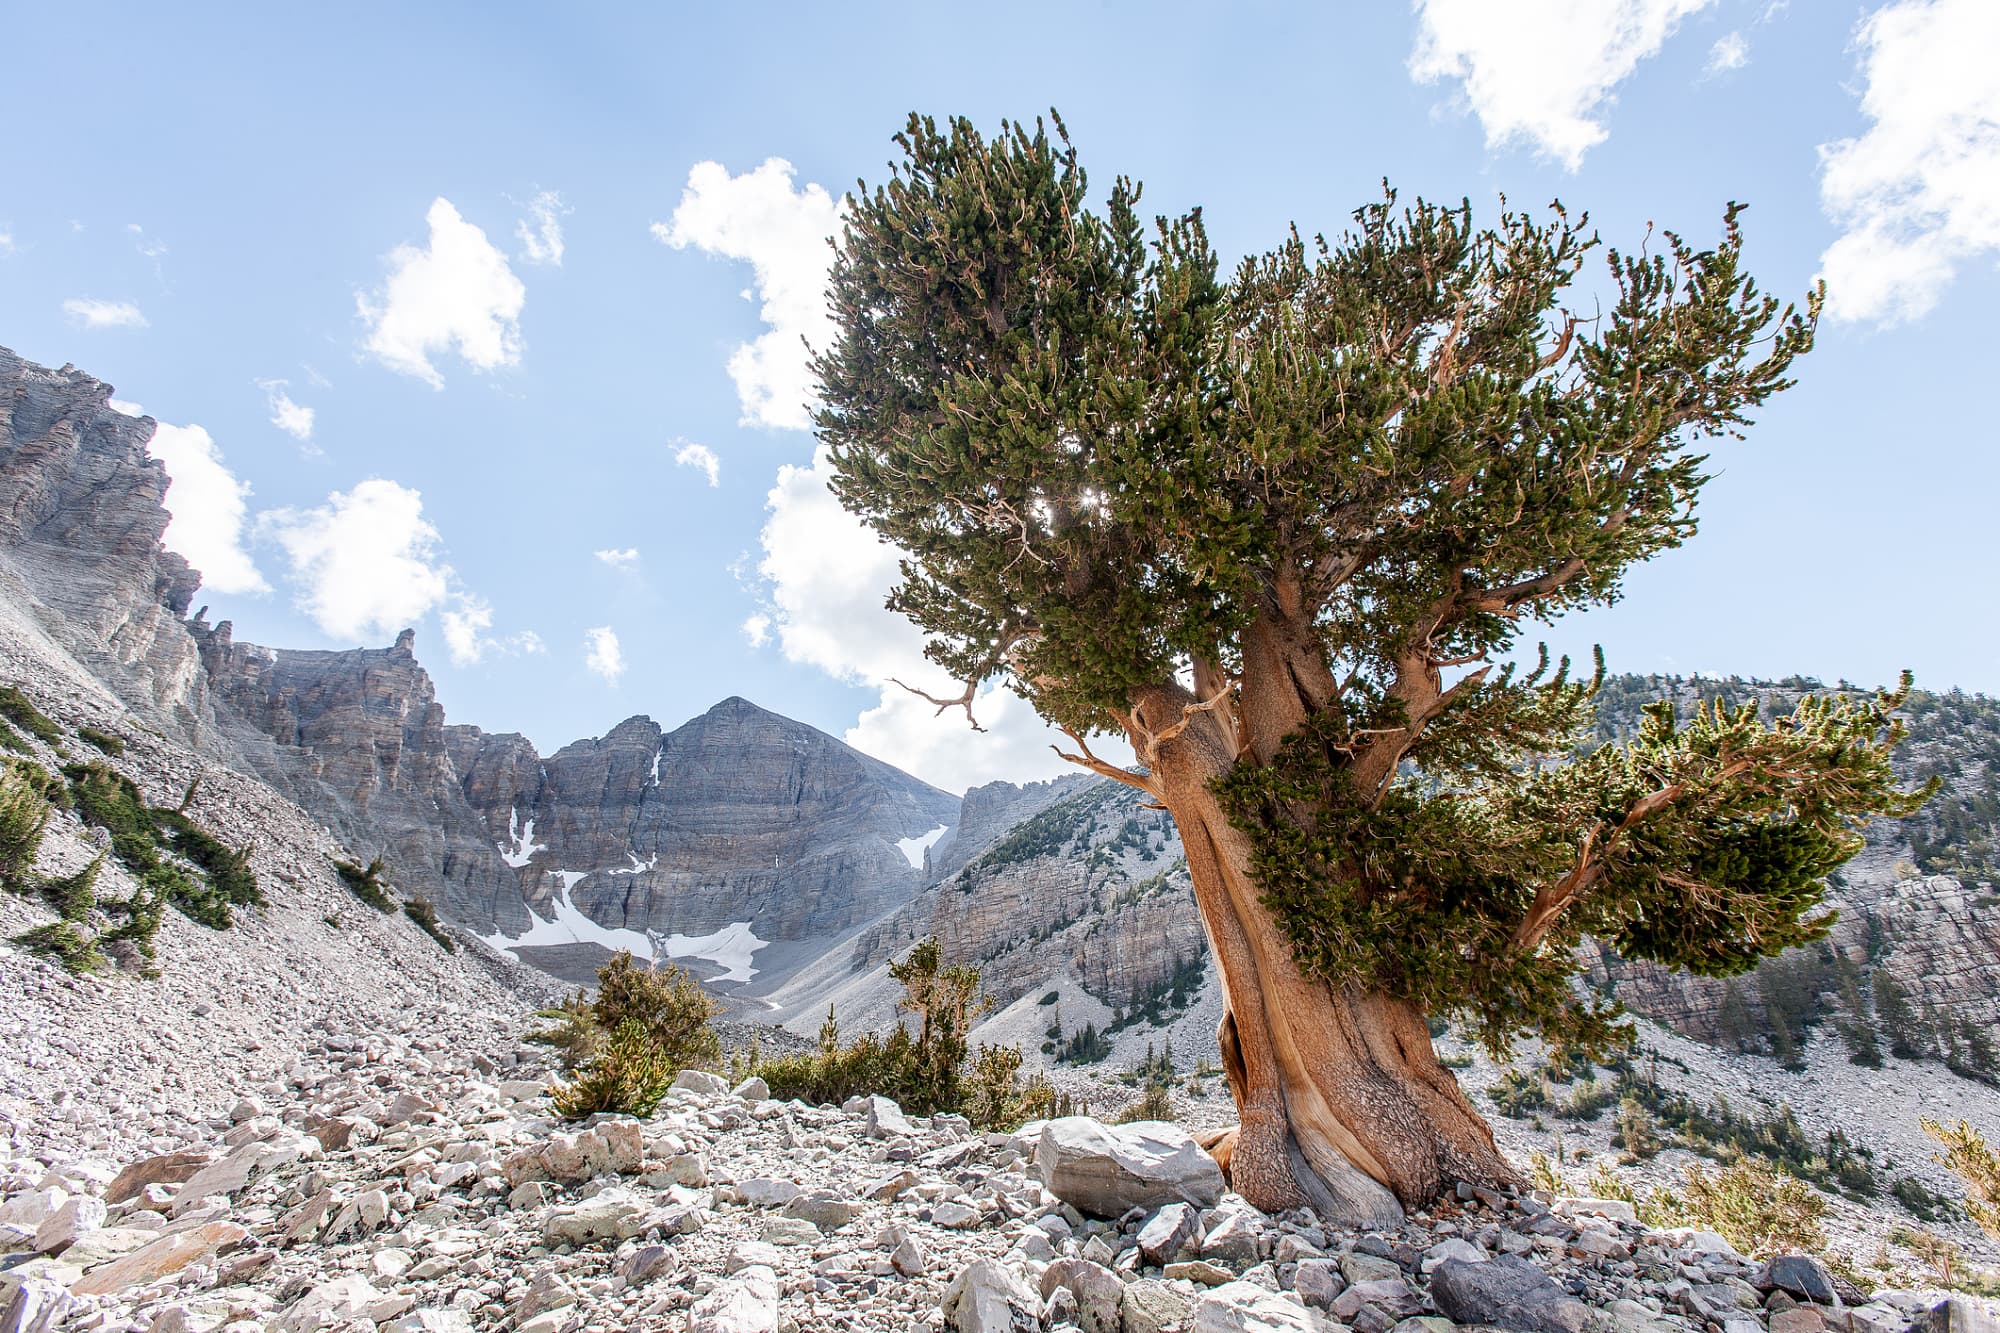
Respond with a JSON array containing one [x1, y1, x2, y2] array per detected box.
[[2, 1, 1995, 793]]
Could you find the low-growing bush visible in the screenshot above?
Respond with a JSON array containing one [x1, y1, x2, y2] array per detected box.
[[0, 686, 63, 745], [333, 857, 396, 912], [63, 761, 258, 936], [1118, 1082, 1174, 1124], [76, 726, 125, 757], [402, 898, 456, 952], [1892, 1174, 1959, 1223], [1644, 1158, 1829, 1257], [745, 939, 1042, 1130], [0, 763, 50, 889], [544, 952, 723, 1119], [1923, 1117, 2000, 1242], [552, 1019, 678, 1118], [13, 921, 105, 974]]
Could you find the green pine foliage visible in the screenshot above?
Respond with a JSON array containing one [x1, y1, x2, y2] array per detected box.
[[64, 762, 258, 934], [545, 951, 722, 1119], [0, 685, 63, 745], [747, 940, 1044, 1129], [332, 857, 396, 912], [551, 1018, 677, 1119], [13, 921, 106, 975], [812, 110, 1925, 1068], [1645, 1158, 1830, 1258], [1921, 1118, 2000, 1243], [402, 898, 456, 952], [76, 726, 125, 757], [0, 763, 50, 890]]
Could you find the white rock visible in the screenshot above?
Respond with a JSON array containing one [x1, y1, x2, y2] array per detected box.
[[688, 1263, 780, 1333], [388, 1312, 474, 1333], [278, 1275, 384, 1333], [941, 1257, 1041, 1332], [0, 1189, 67, 1229], [864, 1095, 915, 1138], [1191, 1281, 1322, 1332], [732, 1076, 770, 1101], [738, 1177, 804, 1208], [1035, 1117, 1224, 1218], [544, 1188, 653, 1245], [32, 1195, 105, 1254], [672, 1069, 730, 1099]]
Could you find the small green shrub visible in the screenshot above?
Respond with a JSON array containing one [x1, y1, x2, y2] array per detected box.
[[529, 994, 604, 1071], [1923, 1117, 2000, 1242], [1489, 1067, 1551, 1117], [402, 898, 455, 951], [746, 939, 1040, 1129], [14, 921, 106, 974], [551, 1019, 677, 1118], [34, 854, 103, 922], [0, 719, 28, 754], [1644, 1158, 1829, 1257], [76, 726, 125, 757], [153, 811, 261, 908], [333, 856, 396, 912], [548, 953, 721, 1118], [0, 764, 51, 890], [0, 686, 62, 744], [1117, 1082, 1174, 1124], [1564, 1076, 1616, 1121]]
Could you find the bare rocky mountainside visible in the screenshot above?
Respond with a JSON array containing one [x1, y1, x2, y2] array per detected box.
[[3, 344, 1999, 1332]]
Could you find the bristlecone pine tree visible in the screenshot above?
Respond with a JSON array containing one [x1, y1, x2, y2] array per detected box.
[[812, 112, 1930, 1223]]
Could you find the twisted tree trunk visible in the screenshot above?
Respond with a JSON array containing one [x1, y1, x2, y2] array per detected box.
[[1137, 664, 1519, 1222]]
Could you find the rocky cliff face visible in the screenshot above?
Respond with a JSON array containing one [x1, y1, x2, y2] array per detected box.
[[849, 778, 1209, 1017], [0, 347, 205, 724], [194, 614, 960, 986]]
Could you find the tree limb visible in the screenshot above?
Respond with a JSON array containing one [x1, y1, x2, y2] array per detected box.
[[1052, 727, 1160, 796]]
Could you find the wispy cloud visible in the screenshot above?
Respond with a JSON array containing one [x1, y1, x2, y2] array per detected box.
[[257, 379, 316, 442], [1706, 31, 1750, 74], [63, 298, 148, 329], [674, 441, 721, 486], [516, 189, 568, 266], [594, 547, 640, 569]]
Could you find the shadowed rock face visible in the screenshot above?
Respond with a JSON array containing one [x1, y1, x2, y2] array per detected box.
[[0, 347, 205, 722]]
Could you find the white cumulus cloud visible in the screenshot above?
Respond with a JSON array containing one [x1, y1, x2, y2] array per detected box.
[[1819, 0, 2000, 325], [63, 298, 148, 330], [1409, 0, 1718, 169], [743, 445, 1125, 793], [516, 189, 568, 266], [145, 423, 270, 596], [262, 480, 450, 640], [358, 198, 526, 388], [108, 398, 146, 417], [584, 626, 625, 683], [654, 159, 843, 430], [594, 548, 640, 569], [258, 379, 315, 442], [674, 441, 721, 486]]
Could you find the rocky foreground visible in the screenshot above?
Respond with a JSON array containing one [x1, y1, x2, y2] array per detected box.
[[2, 1024, 1990, 1333]]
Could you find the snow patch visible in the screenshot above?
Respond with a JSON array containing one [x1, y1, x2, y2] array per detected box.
[[659, 922, 767, 985], [481, 880, 769, 984], [896, 824, 949, 870], [499, 807, 545, 869], [608, 850, 659, 876]]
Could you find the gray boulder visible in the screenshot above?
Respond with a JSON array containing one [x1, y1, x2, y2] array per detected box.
[[1430, 1255, 1593, 1333], [1034, 1117, 1224, 1218]]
